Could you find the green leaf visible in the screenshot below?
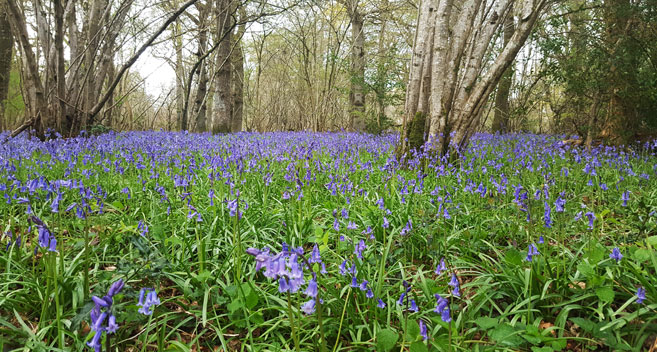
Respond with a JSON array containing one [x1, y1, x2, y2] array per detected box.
[[505, 249, 523, 266], [595, 287, 615, 303], [531, 347, 554, 352], [576, 262, 595, 278], [405, 320, 420, 341], [633, 248, 651, 262], [646, 236, 657, 247], [227, 299, 243, 313], [474, 316, 498, 330], [489, 323, 524, 347], [570, 317, 595, 332], [376, 329, 399, 352], [409, 341, 428, 352]]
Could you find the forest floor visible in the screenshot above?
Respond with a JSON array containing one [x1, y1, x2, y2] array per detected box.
[[0, 131, 656, 351]]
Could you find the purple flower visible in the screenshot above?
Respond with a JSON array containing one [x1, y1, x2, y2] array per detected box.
[[377, 298, 386, 308], [621, 191, 630, 207], [347, 221, 358, 230], [359, 280, 369, 292], [526, 243, 540, 262], [339, 260, 348, 276], [351, 276, 359, 288], [366, 288, 374, 298], [636, 287, 646, 304], [106, 315, 119, 334], [609, 247, 623, 263], [382, 216, 389, 229], [309, 244, 321, 264], [543, 202, 552, 228], [448, 274, 460, 297], [301, 299, 316, 314], [434, 294, 451, 323], [279, 277, 289, 293], [354, 240, 367, 259], [538, 236, 544, 244], [305, 278, 318, 298], [555, 196, 566, 212], [397, 292, 406, 305], [419, 320, 428, 341], [435, 258, 446, 275], [410, 299, 418, 312], [137, 288, 160, 315], [585, 212, 596, 230]]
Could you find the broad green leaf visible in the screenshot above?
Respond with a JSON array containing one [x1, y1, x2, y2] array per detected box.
[[595, 287, 615, 303], [474, 316, 498, 330], [409, 341, 428, 352], [376, 329, 398, 352]]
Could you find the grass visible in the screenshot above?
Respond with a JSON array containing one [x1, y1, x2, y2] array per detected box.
[[0, 131, 656, 351]]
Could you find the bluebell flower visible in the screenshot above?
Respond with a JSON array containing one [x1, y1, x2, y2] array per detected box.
[[305, 278, 318, 298], [526, 243, 540, 262], [339, 260, 348, 276], [382, 216, 389, 229], [377, 298, 386, 308], [410, 299, 418, 312], [621, 191, 630, 207], [309, 244, 321, 264], [543, 202, 552, 228], [301, 299, 316, 314], [609, 247, 623, 263], [397, 292, 406, 305], [538, 236, 544, 244], [435, 258, 446, 275], [354, 240, 367, 259], [137, 288, 160, 315], [106, 315, 119, 334], [419, 320, 428, 341], [448, 274, 460, 297], [366, 288, 374, 298], [434, 294, 451, 323], [351, 276, 359, 288], [636, 287, 646, 304], [359, 280, 368, 292], [585, 212, 595, 229], [555, 196, 566, 213], [279, 277, 289, 293]]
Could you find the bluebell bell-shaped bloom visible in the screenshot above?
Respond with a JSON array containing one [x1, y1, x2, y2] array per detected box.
[[397, 292, 406, 305], [543, 202, 552, 228], [621, 191, 630, 207], [609, 247, 623, 262], [448, 274, 460, 297], [347, 221, 358, 230], [354, 240, 367, 259], [636, 287, 646, 304], [419, 320, 428, 341], [137, 288, 160, 315], [301, 299, 315, 314], [555, 196, 566, 213], [339, 260, 348, 276], [435, 258, 446, 275], [309, 244, 321, 264], [410, 299, 418, 312], [305, 278, 318, 298], [585, 212, 596, 230], [377, 298, 386, 308], [279, 277, 289, 293], [526, 243, 540, 262], [348, 275, 358, 288], [106, 315, 119, 334], [366, 288, 374, 298], [382, 216, 389, 229], [359, 280, 368, 292], [538, 236, 544, 244], [86, 330, 103, 352]]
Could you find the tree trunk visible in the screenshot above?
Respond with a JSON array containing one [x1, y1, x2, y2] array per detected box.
[[212, 0, 233, 133], [0, 6, 13, 128], [192, 1, 211, 132], [348, 0, 365, 131], [230, 5, 246, 132], [491, 6, 515, 133], [400, 0, 435, 155]]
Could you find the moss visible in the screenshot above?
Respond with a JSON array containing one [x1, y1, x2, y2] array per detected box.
[[408, 112, 426, 152]]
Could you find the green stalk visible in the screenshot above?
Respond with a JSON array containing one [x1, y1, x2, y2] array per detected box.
[[52, 253, 64, 350], [332, 288, 350, 352], [287, 292, 300, 352]]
